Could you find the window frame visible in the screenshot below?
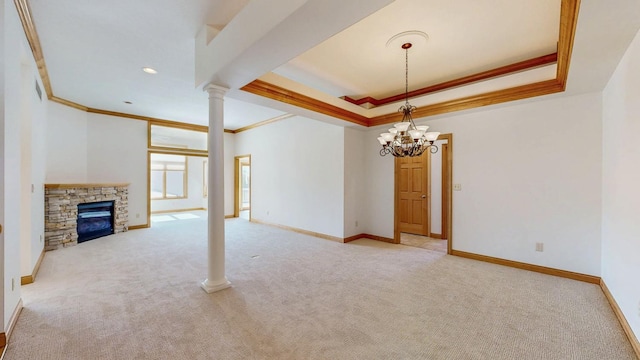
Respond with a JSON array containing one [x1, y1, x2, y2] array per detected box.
[[150, 154, 188, 200]]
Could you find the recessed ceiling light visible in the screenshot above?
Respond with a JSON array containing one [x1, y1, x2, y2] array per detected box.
[[142, 67, 158, 74], [124, 101, 132, 104]]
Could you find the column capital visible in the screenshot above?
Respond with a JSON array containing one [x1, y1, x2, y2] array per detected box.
[[204, 83, 230, 98]]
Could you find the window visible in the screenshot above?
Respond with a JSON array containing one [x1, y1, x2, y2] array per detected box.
[[149, 124, 207, 153], [151, 154, 187, 199]]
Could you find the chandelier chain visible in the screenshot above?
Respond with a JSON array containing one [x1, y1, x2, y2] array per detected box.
[[405, 46, 409, 105]]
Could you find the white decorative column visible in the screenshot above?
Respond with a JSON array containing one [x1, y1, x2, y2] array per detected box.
[[201, 84, 231, 293]]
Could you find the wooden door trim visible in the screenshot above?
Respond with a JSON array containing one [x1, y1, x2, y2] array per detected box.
[[394, 159, 401, 243], [425, 149, 432, 236], [394, 133, 453, 254], [442, 134, 453, 254], [441, 142, 449, 240]]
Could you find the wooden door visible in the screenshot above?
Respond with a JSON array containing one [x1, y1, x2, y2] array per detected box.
[[397, 153, 429, 235]]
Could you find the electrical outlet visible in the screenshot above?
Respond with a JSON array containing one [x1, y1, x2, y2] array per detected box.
[[136, 213, 140, 219], [355, 221, 358, 227], [453, 184, 462, 191], [535, 242, 544, 252]]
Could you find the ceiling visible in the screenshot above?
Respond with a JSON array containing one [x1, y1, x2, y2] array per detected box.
[[274, 0, 559, 99], [24, 0, 640, 131]]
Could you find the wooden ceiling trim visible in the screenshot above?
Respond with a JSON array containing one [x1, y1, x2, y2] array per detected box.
[[50, 96, 88, 111], [14, 0, 53, 99], [87, 108, 210, 133], [232, 113, 295, 134], [368, 80, 564, 127], [556, 0, 580, 89], [343, 53, 558, 107], [241, 80, 370, 126]]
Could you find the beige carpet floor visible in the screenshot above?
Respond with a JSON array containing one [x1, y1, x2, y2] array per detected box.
[[7, 213, 636, 359], [400, 233, 448, 253]]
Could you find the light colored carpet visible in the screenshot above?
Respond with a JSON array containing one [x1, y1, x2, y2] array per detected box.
[[7, 213, 636, 359], [400, 233, 448, 253]]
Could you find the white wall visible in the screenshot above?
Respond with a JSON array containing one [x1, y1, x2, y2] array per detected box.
[[364, 92, 603, 276], [363, 126, 394, 239], [0, 0, 8, 330], [18, 46, 47, 278], [2, 1, 28, 329], [45, 102, 88, 183], [234, 116, 345, 238], [344, 127, 365, 237], [45, 107, 148, 227], [602, 28, 640, 340], [19, 63, 32, 277], [151, 156, 206, 213], [29, 83, 46, 277], [86, 113, 147, 227]]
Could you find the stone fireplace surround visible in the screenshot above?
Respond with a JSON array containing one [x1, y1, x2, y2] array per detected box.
[[45, 183, 129, 250]]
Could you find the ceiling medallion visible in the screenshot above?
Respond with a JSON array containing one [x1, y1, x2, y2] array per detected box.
[[385, 30, 429, 49], [377, 37, 439, 157]]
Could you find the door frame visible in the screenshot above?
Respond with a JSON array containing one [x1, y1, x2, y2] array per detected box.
[[441, 142, 450, 241], [394, 133, 453, 254], [233, 155, 251, 218]]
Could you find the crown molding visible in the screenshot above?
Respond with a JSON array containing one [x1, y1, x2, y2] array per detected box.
[[343, 52, 558, 107], [50, 96, 88, 111], [368, 79, 563, 126], [230, 113, 295, 134], [241, 80, 370, 126], [14, 0, 53, 99], [556, 0, 580, 89], [87, 108, 210, 132]]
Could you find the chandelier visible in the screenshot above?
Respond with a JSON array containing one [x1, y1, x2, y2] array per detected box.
[[377, 42, 439, 157]]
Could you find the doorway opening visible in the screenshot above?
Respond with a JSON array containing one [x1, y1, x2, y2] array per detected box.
[[148, 151, 208, 226], [234, 155, 251, 220], [394, 134, 452, 254]]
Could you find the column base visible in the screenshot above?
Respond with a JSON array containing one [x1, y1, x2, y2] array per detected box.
[[200, 278, 231, 293]]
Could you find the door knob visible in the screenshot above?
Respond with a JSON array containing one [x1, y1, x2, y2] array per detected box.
[[421, 195, 426, 199]]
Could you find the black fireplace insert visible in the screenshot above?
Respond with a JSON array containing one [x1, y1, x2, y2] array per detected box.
[[77, 201, 114, 243]]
